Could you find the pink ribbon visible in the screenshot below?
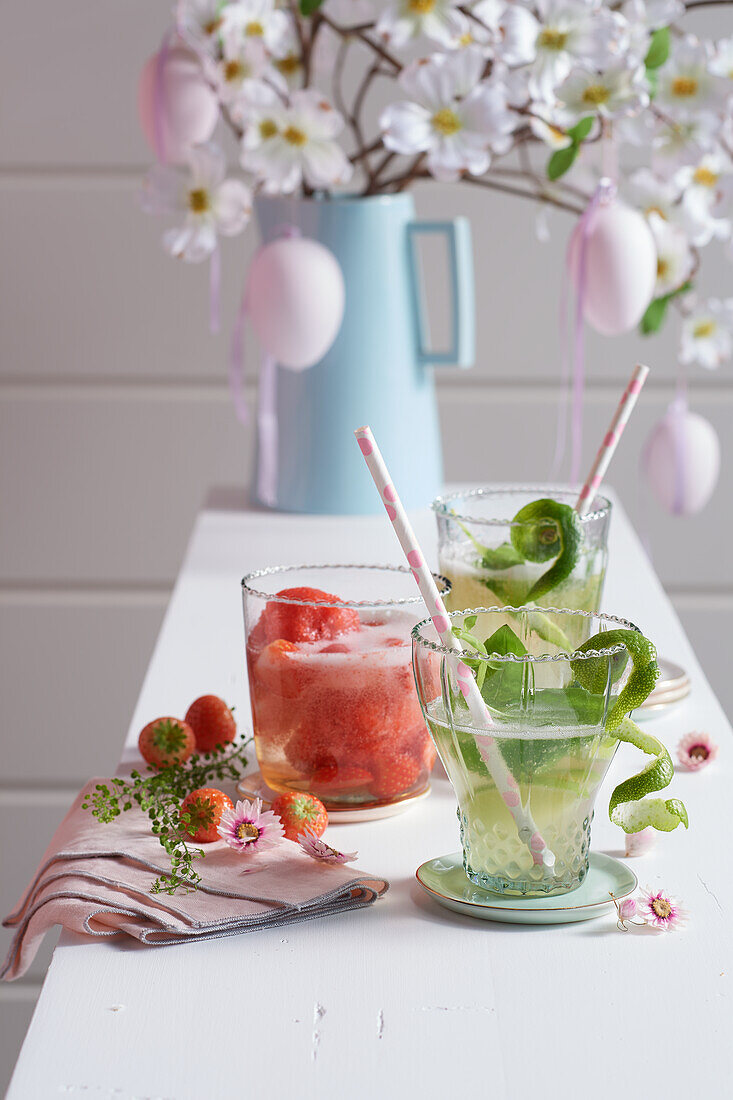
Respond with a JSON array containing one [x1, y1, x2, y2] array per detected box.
[[555, 178, 617, 483], [229, 225, 302, 508], [669, 385, 689, 517]]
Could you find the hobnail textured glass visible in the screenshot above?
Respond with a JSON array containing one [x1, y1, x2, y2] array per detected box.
[[412, 607, 632, 897], [432, 487, 611, 619]]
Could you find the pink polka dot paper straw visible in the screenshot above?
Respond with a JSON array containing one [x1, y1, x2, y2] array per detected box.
[[575, 364, 650, 517], [354, 425, 555, 873]]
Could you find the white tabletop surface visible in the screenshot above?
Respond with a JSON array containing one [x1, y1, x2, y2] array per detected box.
[[7, 488, 732, 1099]]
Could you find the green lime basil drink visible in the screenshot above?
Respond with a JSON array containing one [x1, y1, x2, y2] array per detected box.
[[412, 608, 688, 898], [432, 489, 611, 633]]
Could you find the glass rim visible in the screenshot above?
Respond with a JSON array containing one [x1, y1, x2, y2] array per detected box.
[[431, 486, 612, 527], [411, 607, 638, 663], [242, 563, 450, 609]]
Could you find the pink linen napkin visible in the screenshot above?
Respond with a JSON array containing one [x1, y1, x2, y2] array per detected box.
[[2, 780, 388, 980]]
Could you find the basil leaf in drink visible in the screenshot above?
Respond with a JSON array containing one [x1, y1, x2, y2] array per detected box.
[[479, 542, 525, 571], [509, 499, 582, 600]]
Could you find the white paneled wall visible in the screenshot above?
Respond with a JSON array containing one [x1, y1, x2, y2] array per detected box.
[[2, 2, 732, 1090]]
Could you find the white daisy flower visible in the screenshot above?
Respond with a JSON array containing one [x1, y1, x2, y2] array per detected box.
[[556, 60, 649, 122], [380, 48, 517, 182], [626, 166, 681, 223], [220, 0, 291, 58], [656, 36, 724, 118], [648, 212, 695, 297], [240, 87, 352, 193], [499, 0, 629, 104], [674, 153, 733, 246], [142, 142, 252, 262], [376, 0, 466, 50], [680, 299, 733, 369]]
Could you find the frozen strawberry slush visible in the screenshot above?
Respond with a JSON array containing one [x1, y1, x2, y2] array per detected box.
[[246, 587, 436, 807]]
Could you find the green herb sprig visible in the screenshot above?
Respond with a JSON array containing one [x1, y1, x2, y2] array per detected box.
[[82, 737, 251, 895]]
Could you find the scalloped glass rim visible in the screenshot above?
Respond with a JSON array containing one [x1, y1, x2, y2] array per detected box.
[[242, 563, 450, 608], [431, 486, 612, 527], [411, 606, 638, 663]]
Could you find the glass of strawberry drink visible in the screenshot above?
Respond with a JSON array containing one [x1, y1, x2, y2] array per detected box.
[[243, 565, 449, 808]]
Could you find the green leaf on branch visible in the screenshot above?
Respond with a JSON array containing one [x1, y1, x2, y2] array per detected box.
[[547, 143, 579, 181], [300, 0, 324, 12], [566, 116, 593, 142], [546, 116, 593, 180], [640, 280, 694, 336], [640, 295, 670, 335], [645, 27, 670, 70]]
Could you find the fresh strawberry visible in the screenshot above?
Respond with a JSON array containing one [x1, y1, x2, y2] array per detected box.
[[370, 753, 421, 800], [138, 717, 195, 769], [261, 587, 360, 644], [284, 726, 335, 774], [185, 695, 237, 752], [180, 788, 233, 843], [254, 640, 304, 699], [271, 791, 328, 841], [310, 763, 374, 794]]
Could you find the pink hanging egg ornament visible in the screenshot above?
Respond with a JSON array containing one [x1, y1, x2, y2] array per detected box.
[[642, 402, 720, 515], [246, 237, 345, 370], [138, 44, 219, 164], [567, 199, 657, 336]]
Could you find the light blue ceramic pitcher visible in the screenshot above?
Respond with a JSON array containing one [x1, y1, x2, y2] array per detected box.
[[254, 193, 475, 515]]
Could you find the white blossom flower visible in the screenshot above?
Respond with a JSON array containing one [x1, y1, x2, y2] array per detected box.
[[680, 299, 733, 368], [380, 48, 517, 181], [626, 166, 681, 222], [674, 152, 733, 245], [446, 0, 504, 54], [556, 61, 649, 122], [240, 87, 352, 193], [648, 211, 695, 296], [656, 36, 724, 117], [210, 28, 272, 105], [621, 0, 684, 63], [709, 36, 733, 82], [500, 0, 629, 104], [652, 112, 720, 169], [142, 142, 252, 262], [220, 0, 292, 57], [177, 0, 227, 50], [529, 112, 573, 149], [376, 0, 466, 50]]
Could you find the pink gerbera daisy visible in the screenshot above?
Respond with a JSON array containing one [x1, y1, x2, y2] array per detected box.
[[677, 731, 718, 771], [217, 797, 285, 855], [638, 887, 686, 931], [298, 830, 358, 865]]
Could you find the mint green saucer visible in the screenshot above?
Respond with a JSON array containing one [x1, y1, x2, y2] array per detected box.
[[416, 852, 637, 925]]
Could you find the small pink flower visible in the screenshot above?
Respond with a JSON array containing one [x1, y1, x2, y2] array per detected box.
[[638, 886, 687, 932], [217, 797, 285, 855], [618, 897, 637, 921], [298, 830, 358, 865], [625, 827, 656, 857], [677, 731, 718, 771], [611, 892, 644, 931]]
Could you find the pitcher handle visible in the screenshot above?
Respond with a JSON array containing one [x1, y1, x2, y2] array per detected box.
[[407, 217, 475, 368]]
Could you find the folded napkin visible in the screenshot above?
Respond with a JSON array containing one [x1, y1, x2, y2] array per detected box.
[[2, 780, 388, 981]]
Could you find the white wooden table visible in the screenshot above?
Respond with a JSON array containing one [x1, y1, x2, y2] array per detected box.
[[8, 489, 732, 1099]]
